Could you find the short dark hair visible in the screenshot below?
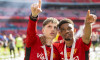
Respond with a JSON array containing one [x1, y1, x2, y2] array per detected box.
[[58, 18, 74, 29], [43, 17, 59, 27]]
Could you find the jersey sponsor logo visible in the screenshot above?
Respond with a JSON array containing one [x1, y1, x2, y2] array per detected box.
[[37, 53, 45, 60]]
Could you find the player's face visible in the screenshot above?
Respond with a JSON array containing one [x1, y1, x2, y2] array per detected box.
[[59, 23, 74, 41], [42, 22, 58, 39]]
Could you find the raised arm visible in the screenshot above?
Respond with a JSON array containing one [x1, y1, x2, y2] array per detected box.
[[26, 0, 42, 47], [82, 10, 97, 44]]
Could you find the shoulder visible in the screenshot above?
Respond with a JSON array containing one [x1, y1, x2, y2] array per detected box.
[[75, 37, 85, 45], [38, 34, 43, 37], [76, 37, 82, 42], [38, 34, 46, 45]]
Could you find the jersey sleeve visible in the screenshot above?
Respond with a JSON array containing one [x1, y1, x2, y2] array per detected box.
[[79, 38, 91, 51], [26, 15, 38, 47]]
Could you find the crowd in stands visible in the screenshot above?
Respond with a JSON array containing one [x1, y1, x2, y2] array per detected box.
[[0, 7, 100, 19], [45, 0, 100, 3], [1, 0, 100, 3]]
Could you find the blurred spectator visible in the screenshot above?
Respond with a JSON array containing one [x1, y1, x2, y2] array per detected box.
[[15, 34, 23, 56], [0, 40, 3, 46], [22, 34, 26, 48], [2, 34, 8, 54], [0, 33, 3, 46], [96, 32, 100, 43], [91, 32, 98, 52], [8, 34, 16, 58]]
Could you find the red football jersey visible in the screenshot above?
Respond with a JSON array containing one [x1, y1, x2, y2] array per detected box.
[[53, 38, 91, 60], [25, 16, 60, 60]]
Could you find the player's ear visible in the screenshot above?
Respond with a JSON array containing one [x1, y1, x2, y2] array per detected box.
[[42, 27, 44, 33]]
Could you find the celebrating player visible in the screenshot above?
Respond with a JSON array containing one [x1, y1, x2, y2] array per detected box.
[[53, 10, 97, 60], [25, 0, 60, 60]]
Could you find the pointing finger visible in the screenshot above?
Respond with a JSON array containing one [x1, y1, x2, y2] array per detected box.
[[39, 0, 41, 8], [87, 10, 90, 17]]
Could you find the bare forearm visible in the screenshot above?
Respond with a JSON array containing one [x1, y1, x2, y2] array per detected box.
[[82, 23, 92, 44], [82, 10, 97, 44], [84, 23, 92, 39]]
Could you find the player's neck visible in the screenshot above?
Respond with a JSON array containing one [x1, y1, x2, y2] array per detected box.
[[46, 38, 53, 46], [65, 40, 73, 47]]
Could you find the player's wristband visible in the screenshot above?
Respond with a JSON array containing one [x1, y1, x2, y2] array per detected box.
[[30, 14, 38, 21]]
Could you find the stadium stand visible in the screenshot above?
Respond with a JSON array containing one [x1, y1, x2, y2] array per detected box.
[[45, 0, 100, 3], [0, 0, 100, 35], [45, 0, 57, 2], [59, 0, 72, 2], [92, 0, 100, 3], [0, 7, 100, 19], [74, 0, 90, 3]]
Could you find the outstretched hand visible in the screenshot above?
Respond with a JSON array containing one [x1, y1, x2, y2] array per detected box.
[[31, 0, 42, 17], [85, 10, 97, 24]]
